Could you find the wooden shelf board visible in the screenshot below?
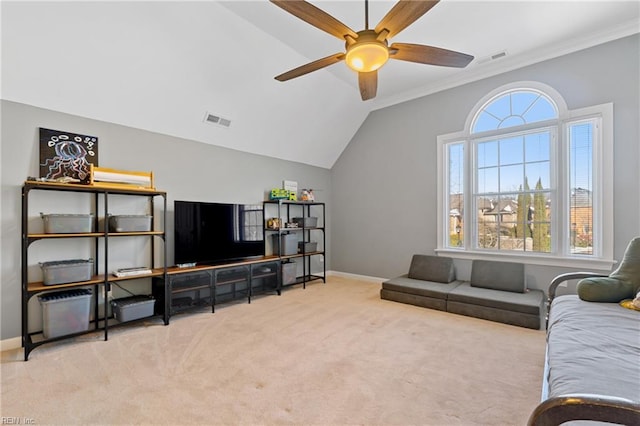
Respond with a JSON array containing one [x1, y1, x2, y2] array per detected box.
[[27, 231, 164, 239], [166, 256, 280, 274], [28, 278, 104, 294], [28, 269, 166, 293], [24, 180, 165, 195], [106, 231, 164, 237], [28, 232, 104, 239]]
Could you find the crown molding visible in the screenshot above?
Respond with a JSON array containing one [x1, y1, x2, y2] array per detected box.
[[371, 19, 640, 111]]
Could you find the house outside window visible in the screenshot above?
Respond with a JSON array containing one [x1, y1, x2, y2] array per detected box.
[[437, 82, 613, 269]]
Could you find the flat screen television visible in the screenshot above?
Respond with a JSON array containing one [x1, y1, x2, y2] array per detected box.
[[174, 200, 264, 266]]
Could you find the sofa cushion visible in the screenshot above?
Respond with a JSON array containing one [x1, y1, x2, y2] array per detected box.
[[577, 277, 636, 303], [382, 275, 462, 300], [577, 236, 640, 302], [407, 255, 456, 283], [470, 260, 525, 293], [380, 288, 447, 311], [447, 282, 544, 315]]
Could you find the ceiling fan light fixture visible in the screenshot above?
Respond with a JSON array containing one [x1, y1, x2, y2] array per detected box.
[[345, 30, 389, 73], [346, 42, 389, 72]]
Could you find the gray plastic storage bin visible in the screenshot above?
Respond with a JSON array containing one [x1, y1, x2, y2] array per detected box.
[[38, 289, 92, 339], [40, 259, 94, 285], [108, 215, 152, 232], [111, 296, 155, 322], [292, 217, 318, 228], [41, 213, 94, 233], [282, 262, 297, 285], [272, 233, 298, 256], [298, 241, 318, 253]]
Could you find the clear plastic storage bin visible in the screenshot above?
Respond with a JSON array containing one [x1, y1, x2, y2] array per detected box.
[[38, 289, 92, 339], [111, 296, 155, 322], [282, 262, 297, 285], [40, 259, 94, 285], [272, 233, 298, 256], [41, 213, 95, 233], [108, 215, 152, 232]]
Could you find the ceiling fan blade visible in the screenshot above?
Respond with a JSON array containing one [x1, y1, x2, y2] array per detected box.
[[390, 43, 474, 68], [275, 53, 345, 82], [375, 0, 439, 39], [270, 0, 357, 41], [358, 70, 378, 101]]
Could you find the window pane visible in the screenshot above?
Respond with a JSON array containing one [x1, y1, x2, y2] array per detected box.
[[523, 97, 557, 122], [511, 92, 540, 116], [525, 132, 550, 162], [569, 122, 593, 255], [475, 195, 498, 249], [499, 136, 524, 165], [472, 91, 558, 133], [477, 140, 498, 167], [448, 143, 464, 247], [485, 95, 511, 120], [474, 128, 553, 253], [499, 164, 523, 192], [474, 112, 501, 133], [477, 167, 498, 193], [525, 162, 550, 189], [499, 116, 525, 129], [531, 191, 552, 253]]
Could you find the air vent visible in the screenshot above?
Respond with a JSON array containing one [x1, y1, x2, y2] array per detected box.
[[204, 112, 231, 128], [476, 50, 508, 65], [491, 51, 507, 60]]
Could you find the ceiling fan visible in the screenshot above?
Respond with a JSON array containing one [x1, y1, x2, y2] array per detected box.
[[271, 0, 474, 101]]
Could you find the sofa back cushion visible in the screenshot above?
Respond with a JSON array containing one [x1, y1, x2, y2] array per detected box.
[[470, 260, 525, 293], [408, 255, 456, 283]]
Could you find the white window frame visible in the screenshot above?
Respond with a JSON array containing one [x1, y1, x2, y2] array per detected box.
[[436, 82, 614, 270]]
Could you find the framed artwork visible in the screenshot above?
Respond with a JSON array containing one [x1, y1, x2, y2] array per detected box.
[[39, 128, 98, 181]]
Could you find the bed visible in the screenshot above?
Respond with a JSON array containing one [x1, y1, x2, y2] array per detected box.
[[527, 273, 640, 425]]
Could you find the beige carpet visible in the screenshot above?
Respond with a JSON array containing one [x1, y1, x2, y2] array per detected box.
[[1, 276, 546, 425]]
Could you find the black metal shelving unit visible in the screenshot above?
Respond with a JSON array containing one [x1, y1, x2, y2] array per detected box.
[[263, 200, 326, 289], [21, 181, 167, 360]]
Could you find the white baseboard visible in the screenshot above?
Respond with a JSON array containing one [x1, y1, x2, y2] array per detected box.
[[327, 270, 387, 283], [1, 336, 22, 352]]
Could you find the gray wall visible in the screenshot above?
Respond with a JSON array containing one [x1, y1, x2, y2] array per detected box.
[[330, 35, 640, 289], [1, 101, 331, 340]]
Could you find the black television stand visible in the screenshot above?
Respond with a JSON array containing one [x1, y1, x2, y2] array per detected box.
[[152, 256, 281, 319]]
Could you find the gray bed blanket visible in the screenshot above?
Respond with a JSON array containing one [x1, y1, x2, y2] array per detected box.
[[547, 295, 640, 401]]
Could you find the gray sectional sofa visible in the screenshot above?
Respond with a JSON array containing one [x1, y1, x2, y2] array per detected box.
[[380, 255, 545, 329]]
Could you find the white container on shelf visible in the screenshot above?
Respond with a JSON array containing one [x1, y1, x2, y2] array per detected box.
[[41, 213, 94, 233]]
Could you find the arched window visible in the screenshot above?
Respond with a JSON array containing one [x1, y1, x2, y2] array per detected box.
[[472, 90, 557, 133], [437, 82, 613, 268]]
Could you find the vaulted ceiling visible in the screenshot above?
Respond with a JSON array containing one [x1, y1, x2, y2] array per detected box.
[[2, 1, 638, 168]]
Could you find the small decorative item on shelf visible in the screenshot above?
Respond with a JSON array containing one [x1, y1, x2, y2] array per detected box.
[[39, 127, 98, 183], [269, 188, 290, 200], [300, 189, 315, 202], [90, 165, 154, 190], [266, 218, 282, 230], [285, 222, 299, 229], [283, 180, 298, 200]]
